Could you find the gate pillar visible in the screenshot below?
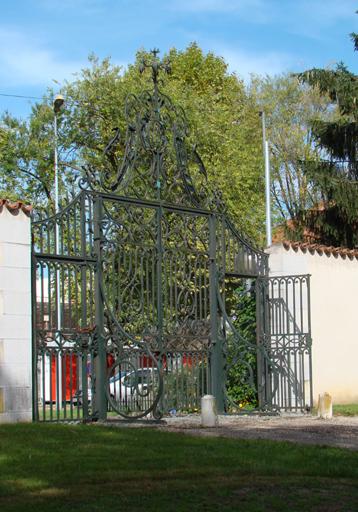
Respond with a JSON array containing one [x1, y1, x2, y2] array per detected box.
[[0, 204, 32, 423], [93, 196, 107, 421], [209, 214, 225, 413]]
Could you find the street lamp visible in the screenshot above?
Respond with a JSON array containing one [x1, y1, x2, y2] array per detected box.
[[54, 94, 64, 113], [259, 111, 272, 247], [53, 94, 64, 406]]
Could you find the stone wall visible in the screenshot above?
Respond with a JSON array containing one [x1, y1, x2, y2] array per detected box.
[[0, 206, 32, 422]]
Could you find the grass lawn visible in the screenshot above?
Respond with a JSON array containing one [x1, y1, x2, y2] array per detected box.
[[1, 423, 358, 512], [334, 403, 358, 416]]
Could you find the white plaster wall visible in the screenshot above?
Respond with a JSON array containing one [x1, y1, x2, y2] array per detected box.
[[267, 244, 358, 405], [0, 208, 32, 423]]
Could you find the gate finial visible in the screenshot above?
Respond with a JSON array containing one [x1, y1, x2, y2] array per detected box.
[[138, 48, 171, 90]]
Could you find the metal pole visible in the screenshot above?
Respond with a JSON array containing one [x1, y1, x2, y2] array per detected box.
[[54, 112, 61, 329], [54, 109, 63, 409], [54, 112, 59, 217], [260, 110, 266, 151], [31, 251, 39, 421], [209, 214, 224, 413], [265, 140, 272, 246], [260, 112, 272, 247]]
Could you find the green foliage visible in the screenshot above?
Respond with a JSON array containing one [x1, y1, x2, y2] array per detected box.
[[352, 32, 358, 51], [226, 283, 258, 407], [0, 45, 265, 242], [296, 26, 358, 248], [250, 74, 332, 226]]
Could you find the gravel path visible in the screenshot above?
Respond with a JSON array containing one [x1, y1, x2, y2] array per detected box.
[[156, 414, 358, 450], [105, 413, 358, 450]]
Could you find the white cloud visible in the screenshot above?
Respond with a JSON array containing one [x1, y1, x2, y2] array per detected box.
[[0, 28, 84, 87]]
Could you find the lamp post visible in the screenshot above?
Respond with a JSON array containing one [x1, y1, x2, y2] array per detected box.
[[53, 95, 64, 216], [259, 111, 272, 247], [53, 95, 64, 406], [53, 94, 64, 326]]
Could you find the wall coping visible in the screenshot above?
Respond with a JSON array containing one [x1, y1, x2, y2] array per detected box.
[[0, 199, 32, 217], [275, 240, 358, 261]]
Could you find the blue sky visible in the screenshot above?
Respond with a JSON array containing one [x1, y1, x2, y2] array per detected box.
[[0, 0, 357, 118]]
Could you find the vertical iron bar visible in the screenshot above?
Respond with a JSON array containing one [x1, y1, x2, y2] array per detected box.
[[157, 205, 163, 351], [209, 214, 224, 413], [31, 250, 39, 422], [69, 352, 74, 419], [156, 204, 164, 414], [62, 352, 67, 420], [80, 194, 89, 419], [255, 278, 264, 409], [93, 195, 107, 420], [56, 353, 59, 420], [42, 355, 45, 421], [307, 275, 313, 409]]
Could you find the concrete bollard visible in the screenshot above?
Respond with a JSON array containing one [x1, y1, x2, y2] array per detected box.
[[201, 395, 218, 427], [317, 392, 333, 419]]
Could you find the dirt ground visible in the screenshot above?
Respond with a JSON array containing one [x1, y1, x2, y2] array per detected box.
[[106, 413, 358, 450], [155, 414, 358, 450]]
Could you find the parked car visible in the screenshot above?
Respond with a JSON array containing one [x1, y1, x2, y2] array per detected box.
[[109, 367, 159, 405]]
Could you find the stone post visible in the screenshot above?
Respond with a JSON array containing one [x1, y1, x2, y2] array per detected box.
[[317, 392, 333, 419], [201, 395, 218, 427], [0, 202, 32, 423]]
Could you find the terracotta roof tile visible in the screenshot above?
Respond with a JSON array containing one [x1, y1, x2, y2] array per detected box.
[[0, 199, 32, 216], [280, 240, 358, 260]]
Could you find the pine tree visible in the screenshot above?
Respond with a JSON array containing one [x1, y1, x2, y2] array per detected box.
[[296, 22, 358, 248]]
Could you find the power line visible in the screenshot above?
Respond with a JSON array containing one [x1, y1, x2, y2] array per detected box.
[[0, 93, 43, 100]]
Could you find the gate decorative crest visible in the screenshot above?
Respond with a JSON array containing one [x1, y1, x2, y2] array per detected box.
[[80, 48, 220, 210], [31, 50, 312, 422]]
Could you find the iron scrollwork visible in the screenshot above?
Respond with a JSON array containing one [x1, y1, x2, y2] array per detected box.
[[79, 49, 216, 210]]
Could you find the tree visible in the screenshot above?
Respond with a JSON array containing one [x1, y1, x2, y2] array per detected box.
[[0, 45, 266, 243], [297, 35, 358, 247], [0, 102, 79, 205], [250, 74, 332, 234]]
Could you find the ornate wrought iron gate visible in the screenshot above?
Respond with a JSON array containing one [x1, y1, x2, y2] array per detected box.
[[256, 275, 312, 411], [31, 51, 312, 421]]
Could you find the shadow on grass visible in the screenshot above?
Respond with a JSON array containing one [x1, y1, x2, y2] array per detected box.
[[0, 423, 358, 511]]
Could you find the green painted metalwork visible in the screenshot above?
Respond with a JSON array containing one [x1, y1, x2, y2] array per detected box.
[[256, 275, 313, 412], [31, 50, 312, 422]]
